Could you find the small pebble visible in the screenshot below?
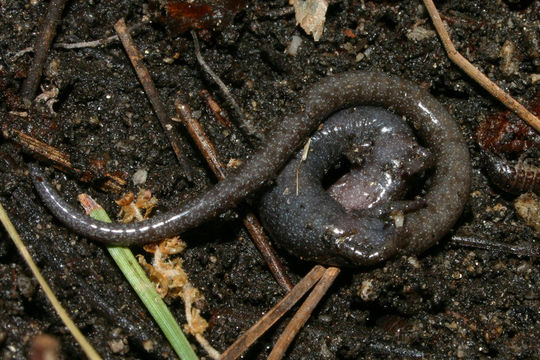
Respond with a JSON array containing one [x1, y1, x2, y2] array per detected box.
[[286, 35, 303, 56], [133, 169, 148, 185]]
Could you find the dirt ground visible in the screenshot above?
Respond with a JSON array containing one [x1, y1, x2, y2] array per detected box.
[[0, 0, 539, 359]]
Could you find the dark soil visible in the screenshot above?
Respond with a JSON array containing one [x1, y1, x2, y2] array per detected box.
[[1, 0, 538, 359]]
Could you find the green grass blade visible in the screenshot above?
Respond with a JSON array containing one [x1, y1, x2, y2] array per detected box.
[[88, 206, 198, 360]]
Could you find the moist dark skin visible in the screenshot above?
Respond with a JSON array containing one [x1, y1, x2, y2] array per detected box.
[[29, 71, 471, 265], [258, 106, 433, 266], [325, 108, 432, 214]]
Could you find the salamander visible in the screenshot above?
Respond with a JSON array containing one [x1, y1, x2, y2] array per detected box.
[[29, 71, 471, 266], [258, 106, 433, 266]]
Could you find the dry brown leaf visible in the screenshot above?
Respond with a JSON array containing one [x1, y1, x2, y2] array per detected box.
[[292, 0, 328, 41]]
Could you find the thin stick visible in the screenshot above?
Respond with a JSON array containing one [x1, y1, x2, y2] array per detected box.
[[114, 18, 195, 178], [191, 31, 257, 138], [199, 89, 233, 128], [242, 213, 294, 292], [176, 101, 294, 292], [56, 22, 147, 50], [8, 128, 72, 172], [20, 0, 68, 102], [3, 126, 125, 192], [11, 22, 148, 59], [0, 202, 102, 360], [267, 267, 340, 360], [219, 265, 326, 360], [422, 0, 540, 133], [176, 102, 227, 178], [451, 235, 539, 257]]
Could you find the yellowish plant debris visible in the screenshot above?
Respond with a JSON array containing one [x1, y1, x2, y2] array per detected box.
[[291, 0, 328, 41], [137, 237, 190, 299], [183, 284, 209, 336], [143, 236, 186, 256], [514, 192, 540, 232], [117, 189, 218, 357], [116, 189, 158, 222], [136, 237, 217, 357]]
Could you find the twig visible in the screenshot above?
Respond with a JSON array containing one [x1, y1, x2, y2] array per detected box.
[[56, 22, 147, 49], [0, 202, 102, 360], [242, 213, 294, 291], [176, 102, 227, 178], [20, 0, 68, 102], [113, 18, 196, 180], [3, 126, 125, 192], [422, 0, 540, 133], [451, 234, 539, 258], [191, 31, 258, 138], [268, 267, 340, 360], [7, 127, 72, 172], [175, 101, 294, 292], [219, 265, 326, 360], [199, 89, 233, 128], [11, 22, 148, 59]]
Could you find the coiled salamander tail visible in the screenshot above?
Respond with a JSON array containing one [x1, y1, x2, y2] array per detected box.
[[259, 72, 471, 266]]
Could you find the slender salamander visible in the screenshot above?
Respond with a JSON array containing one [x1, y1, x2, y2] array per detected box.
[[29, 71, 471, 265]]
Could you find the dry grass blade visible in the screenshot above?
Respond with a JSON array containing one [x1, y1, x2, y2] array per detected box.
[[267, 267, 340, 360], [422, 0, 540, 133], [0, 202, 102, 360], [219, 265, 326, 360]]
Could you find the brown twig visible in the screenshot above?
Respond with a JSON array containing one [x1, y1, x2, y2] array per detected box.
[[175, 101, 294, 292], [422, 0, 540, 133], [4, 127, 125, 192], [242, 213, 294, 291], [175, 102, 227, 179], [451, 234, 539, 258], [191, 31, 258, 138], [7, 127, 72, 172], [219, 265, 326, 360], [199, 89, 233, 129], [20, 0, 68, 102], [268, 267, 340, 360], [113, 18, 196, 179]]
